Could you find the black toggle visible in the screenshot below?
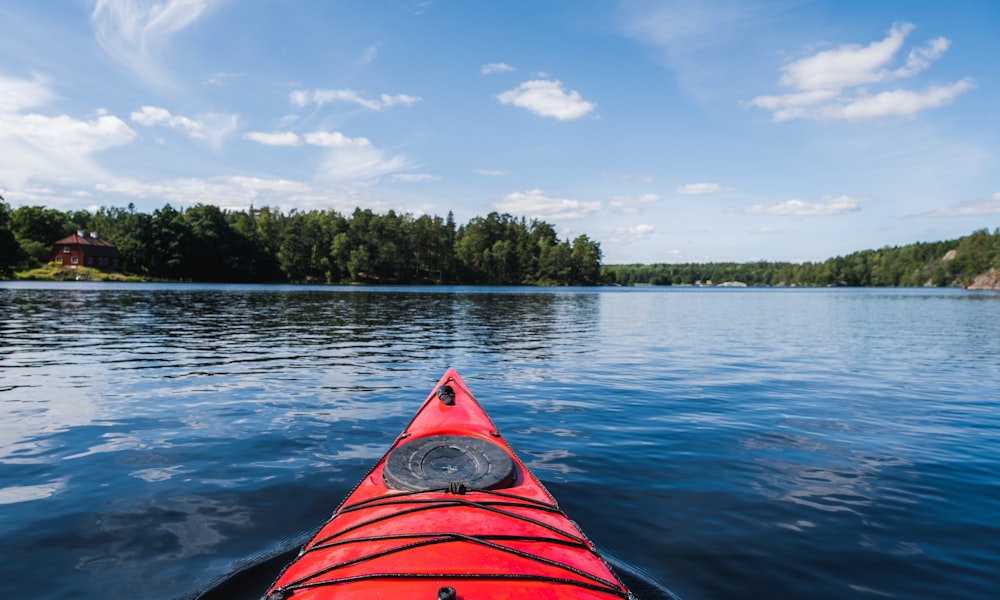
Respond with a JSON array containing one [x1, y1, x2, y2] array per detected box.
[[438, 586, 457, 600], [437, 385, 456, 406]]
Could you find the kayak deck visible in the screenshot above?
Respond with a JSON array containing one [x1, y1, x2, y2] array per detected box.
[[264, 369, 632, 599]]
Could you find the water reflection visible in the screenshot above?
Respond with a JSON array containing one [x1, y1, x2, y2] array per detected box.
[[3, 283, 1000, 600], [0, 285, 603, 466]]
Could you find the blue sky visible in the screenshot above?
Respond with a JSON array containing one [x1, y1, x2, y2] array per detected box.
[[1, 1, 998, 263]]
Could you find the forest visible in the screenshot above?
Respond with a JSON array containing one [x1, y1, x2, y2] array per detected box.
[[0, 199, 602, 285], [1, 197, 997, 287]]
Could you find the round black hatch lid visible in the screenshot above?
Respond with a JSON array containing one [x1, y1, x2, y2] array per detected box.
[[382, 434, 515, 492]]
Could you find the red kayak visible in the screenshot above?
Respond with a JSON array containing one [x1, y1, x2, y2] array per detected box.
[[263, 369, 632, 599]]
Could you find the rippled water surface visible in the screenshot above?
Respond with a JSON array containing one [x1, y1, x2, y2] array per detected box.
[[2, 282, 999, 599]]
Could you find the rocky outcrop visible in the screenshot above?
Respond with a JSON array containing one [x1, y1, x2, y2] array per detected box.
[[966, 267, 1000, 290]]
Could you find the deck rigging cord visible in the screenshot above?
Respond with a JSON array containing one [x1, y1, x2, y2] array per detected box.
[[264, 486, 631, 599]]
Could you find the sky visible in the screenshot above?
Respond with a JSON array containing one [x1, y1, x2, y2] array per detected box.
[[1, 0, 998, 264]]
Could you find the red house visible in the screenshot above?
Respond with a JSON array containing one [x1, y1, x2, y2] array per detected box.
[[50, 231, 124, 270]]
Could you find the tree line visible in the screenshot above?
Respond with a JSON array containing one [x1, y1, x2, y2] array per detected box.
[[0, 198, 603, 285], [2, 196, 996, 287], [602, 228, 1000, 288]]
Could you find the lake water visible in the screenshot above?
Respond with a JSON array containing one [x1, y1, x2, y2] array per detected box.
[[1, 282, 999, 599]]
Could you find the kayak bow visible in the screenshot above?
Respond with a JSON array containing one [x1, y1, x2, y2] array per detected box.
[[263, 369, 632, 599]]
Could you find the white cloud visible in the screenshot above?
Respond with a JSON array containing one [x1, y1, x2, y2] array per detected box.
[[817, 80, 973, 120], [223, 175, 311, 194], [606, 224, 656, 245], [0, 74, 56, 113], [915, 193, 1000, 217], [744, 195, 861, 217], [96, 175, 312, 209], [748, 89, 840, 112], [304, 131, 371, 148], [90, 0, 217, 87], [92, 175, 411, 215], [243, 131, 302, 146], [0, 75, 135, 188], [290, 89, 421, 111], [610, 194, 659, 214], [381, 93, 421, 108], [749, 23, 971, 121], [780, 23, 914, 91], [897, 36, 951, 78], [495, 189, 601, 220], [391, 173, 440, 183], [497, 80, 596, 121], [481, 62, 514, 75], [239, 128, 411, 182], [476, 169, 506, 176], [132, 105, 200, 132], [676, 183, 729, 195], [131, 105, 237, 148]]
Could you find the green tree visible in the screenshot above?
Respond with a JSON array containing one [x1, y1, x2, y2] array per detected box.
[[0, 197, 20, 275], [570, 235, 602, 285], [9, 205, 75, 266]]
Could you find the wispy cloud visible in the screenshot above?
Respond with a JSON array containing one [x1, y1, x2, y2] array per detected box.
[[304, 131, 409, 182], [748, 23, 972, 121], [90, 0, 218, 87], [290, 89, 421, 110], [497, 80, 596, 121], [677, 183, 729, 195], [481, 62, 514, 75], [476, 168, 507, 176], [744, 195, 862, 217], [205, 71, 242, 86], [358, 45, 378, 67], [914, 193, 1000, 217], [617, 0, 764, 101], [495, 189, 601, 220]]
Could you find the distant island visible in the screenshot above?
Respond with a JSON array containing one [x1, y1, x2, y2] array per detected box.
[[1, 198, 997, 289], [602, 229, 1000, 290]]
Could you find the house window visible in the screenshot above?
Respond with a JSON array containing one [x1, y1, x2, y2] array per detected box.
[[86, 257, 93, 265], [71, 256, 79, 264], [63, 246, 71, 253], [56, 256, 63, 264]]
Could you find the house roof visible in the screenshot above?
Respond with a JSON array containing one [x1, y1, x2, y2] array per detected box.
[[52, 233, 123, 258]]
